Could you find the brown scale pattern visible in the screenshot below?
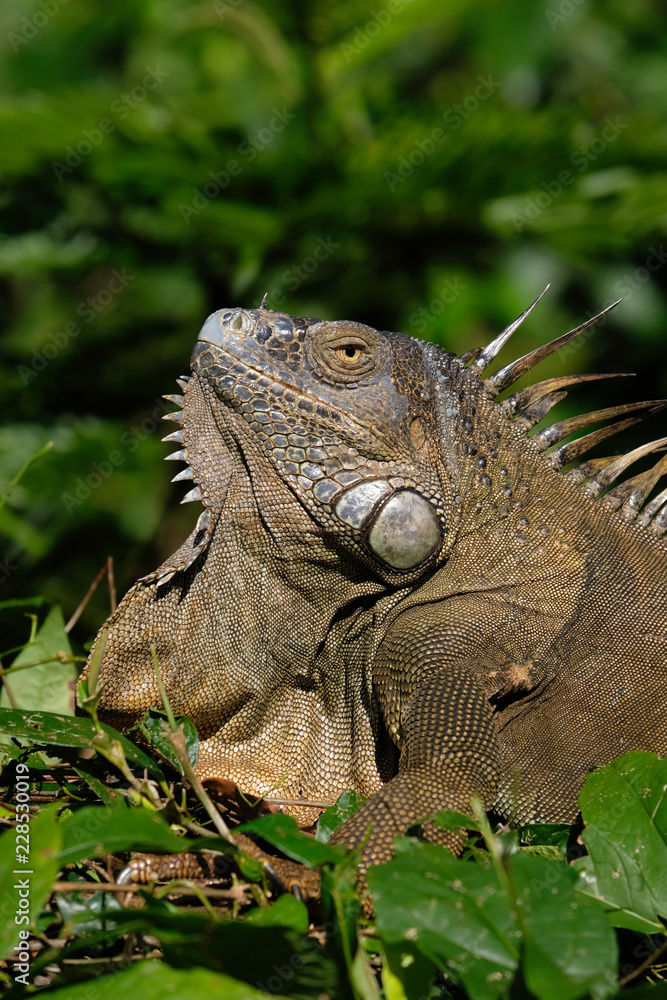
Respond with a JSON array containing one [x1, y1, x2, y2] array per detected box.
[[81, 303, 667, 876]]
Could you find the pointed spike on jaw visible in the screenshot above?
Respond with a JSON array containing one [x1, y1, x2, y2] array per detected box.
[[163, 393, 184, 406], [161, 429, 184, 443], [172, 468, 193, 483], [165, 449, 187, 462], [176, 377, 191, 390], [486, 299, 622, 397], [471, 284, 550, 374], [181, 486, 202, 503], [162, 411, 183, 424]]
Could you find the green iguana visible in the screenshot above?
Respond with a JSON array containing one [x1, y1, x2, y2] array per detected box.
[[82, 291, 667, 870]]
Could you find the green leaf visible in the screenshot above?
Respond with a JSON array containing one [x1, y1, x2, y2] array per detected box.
[[370, 838, 617, 1000], [0, 803, 62, 960], [0, 708, 165, 780], [380, 941, 440, 1000], [519, 823, 572, 856], [315, 788, 365, 842], [245, 893, 309, 933], [0, 605, 75, 715], [369, 838, 518, 1000], [579, 751, 667, 932], [58, 803, 236, 865], [101, 897, 341, 997], [44, 957, 292, 1000], [56, 883, 122, 938], [431, 808, 481, 832], [238, 813, 343, 867], [0, 597, 49, 611], [137, 708, 199, 772], [511, 852, 617, 1000]]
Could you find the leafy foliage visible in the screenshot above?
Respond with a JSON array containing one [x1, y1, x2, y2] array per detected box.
[[1, 687, 667, 997], [1, 0, 667, 996], [1, 0, 666, 637]]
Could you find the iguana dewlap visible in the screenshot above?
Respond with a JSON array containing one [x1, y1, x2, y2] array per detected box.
[[82, 294, 667, 863]]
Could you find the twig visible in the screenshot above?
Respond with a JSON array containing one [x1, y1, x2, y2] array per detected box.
[[65, 561, 110, 633], [0, 654, 85, 677], [107, 556, 117, 613], [150, 646, 233, 843], [263, 796, 336, 808], [618, 936, 667, 988], [51, 881, 248, 900]]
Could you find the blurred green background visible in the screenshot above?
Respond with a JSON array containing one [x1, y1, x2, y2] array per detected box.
[[1, 0, 667, 646]]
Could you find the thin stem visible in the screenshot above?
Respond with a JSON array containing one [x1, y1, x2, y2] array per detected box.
[[0, 441, 53, 514]]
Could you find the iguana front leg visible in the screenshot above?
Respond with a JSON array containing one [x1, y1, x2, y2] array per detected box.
[[331, 605, 501, 864]]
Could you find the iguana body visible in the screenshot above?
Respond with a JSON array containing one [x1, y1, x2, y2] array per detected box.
[[83, 297, 667, 862]]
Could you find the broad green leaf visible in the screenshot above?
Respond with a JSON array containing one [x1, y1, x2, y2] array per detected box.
[[0, 598, 49, 611], [380, 941, 440, 1000], [369, 838, 518, 1000], [245, 892, 309, 933], [0, 605, 75, 715], [137, 709, 199, 772], [579, 751, 667, 932], [44, 957, 292, 1000], [511, 852, 617, 1000], [56, 882, 122, 938], [0, 708, 165, 780], [519, 823, 572, 857], [315, 788, 365, 842], [238, 812, 343, 867], [98, 897, 342, 997], [370, 838, 617, 1000], [58, 803, 236, 864], [0, 804, 62, 960]]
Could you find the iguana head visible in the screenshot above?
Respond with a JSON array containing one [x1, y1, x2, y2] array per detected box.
[[182, 306, 456, 579]]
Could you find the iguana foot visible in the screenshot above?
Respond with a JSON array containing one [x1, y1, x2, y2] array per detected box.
[[118, 835, 321, 901]]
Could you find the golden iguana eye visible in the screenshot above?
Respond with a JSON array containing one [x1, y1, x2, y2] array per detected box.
[[335, 344, 364, 365]]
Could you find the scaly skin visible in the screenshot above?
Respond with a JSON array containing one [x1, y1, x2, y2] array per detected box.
[[81, 302, 667, 870]]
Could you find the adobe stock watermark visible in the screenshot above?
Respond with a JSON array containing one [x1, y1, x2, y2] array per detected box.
[[557, 244, 667, 363], [7, 0, 70, 53], [51, 66, 170, 181], [61, 398, 173, 513], [545, 0, 586, 30], [0, 553, 18, 586], [511, 117, 628, 231], [408, 276, 468, 334], [18, 269, 135, 386], [179, 107, 296, 223], [213, 0, 242, 20], [385, 75, 501, 192], [256, 235, 341, 309], [9, 763, 32, 987], [340, 0, 406, 64]]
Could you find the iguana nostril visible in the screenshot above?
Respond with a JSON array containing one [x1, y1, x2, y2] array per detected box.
[[368, 490, 441, 569]]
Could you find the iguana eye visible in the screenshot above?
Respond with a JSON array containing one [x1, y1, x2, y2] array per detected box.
[[335, 344, 364, 364], [306, 321, 381, 382]]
